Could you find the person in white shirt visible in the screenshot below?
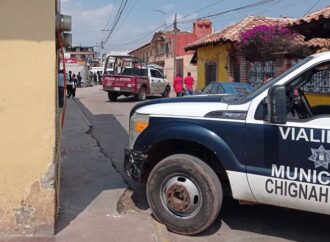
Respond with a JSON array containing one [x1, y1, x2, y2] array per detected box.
[[58, 69, 65, 107]]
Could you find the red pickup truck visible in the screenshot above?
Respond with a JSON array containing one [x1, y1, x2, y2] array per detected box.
[[102, 56, 171, 101]]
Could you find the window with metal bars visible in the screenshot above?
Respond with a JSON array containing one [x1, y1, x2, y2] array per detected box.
[[247, 61, 276, 88], [303, 69, 330, 94]]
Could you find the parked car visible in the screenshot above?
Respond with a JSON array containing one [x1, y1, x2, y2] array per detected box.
[[102, 55, 171, 101], [196, 81, 255, 96]]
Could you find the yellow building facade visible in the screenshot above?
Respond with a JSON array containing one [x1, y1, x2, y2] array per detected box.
[[195, 44, 230, 90], [0, 0, 58, 237]]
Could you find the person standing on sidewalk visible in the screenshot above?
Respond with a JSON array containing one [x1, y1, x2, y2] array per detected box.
[[173, 74, 183, 97], [97, 71, 102, 85], [71, 74, 78, 98], [93, 72, 97, 84], [77, 72, 82, 87], [58, 69, 65, 107], [184, 72, 194, 96], [66, 70, 73, 98]]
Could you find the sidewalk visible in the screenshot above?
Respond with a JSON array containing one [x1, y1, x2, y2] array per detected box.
[[55, 99, 169, 242], [2, 99, 169, 242]]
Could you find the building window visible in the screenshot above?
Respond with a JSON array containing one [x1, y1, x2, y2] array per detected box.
[[247, 61, 276, 88], [176, 59, 184, 77], [165, 42, 171, 56], [205, 62, 217, 86]]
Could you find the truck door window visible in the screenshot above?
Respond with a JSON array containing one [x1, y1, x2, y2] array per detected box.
[[286, 62, 330, 120], [154, 70, 163, 78], [150, 69, 158, 78]]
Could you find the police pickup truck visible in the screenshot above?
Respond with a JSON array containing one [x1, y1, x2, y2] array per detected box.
[[124, 52, 330, 235]]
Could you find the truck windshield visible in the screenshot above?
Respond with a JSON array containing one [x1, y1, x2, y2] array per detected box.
[[234, 56, 314, 103]]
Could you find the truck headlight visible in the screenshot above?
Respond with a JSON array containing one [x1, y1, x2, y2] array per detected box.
[[129, 113, 149, 149]]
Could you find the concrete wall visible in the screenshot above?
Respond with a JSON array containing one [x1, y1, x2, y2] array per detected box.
[[0, 0, 57, 237], [196, 44, 230, 90], [164, 55, 197, 90]]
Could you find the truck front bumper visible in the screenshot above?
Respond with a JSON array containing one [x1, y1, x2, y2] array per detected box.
[[124, 148, 148, 182]]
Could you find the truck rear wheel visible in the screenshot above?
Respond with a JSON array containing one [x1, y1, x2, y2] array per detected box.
[[137, 87, 146, 101], [146, 154, 223, 235], [108, 92, 118, 101]]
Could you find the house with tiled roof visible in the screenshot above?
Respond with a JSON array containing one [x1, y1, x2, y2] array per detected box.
[[185, 15, 330, 90], [290, 5, 330, 40]]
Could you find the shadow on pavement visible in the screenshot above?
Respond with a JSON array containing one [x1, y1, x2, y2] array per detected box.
[[191, 197, 329, 241], [75, 99, 149, 211], [56, 100, 127, 234], [222, 198, 328, 242]]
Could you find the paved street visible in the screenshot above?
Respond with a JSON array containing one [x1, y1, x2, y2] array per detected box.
[[70, 86, 329, 242]]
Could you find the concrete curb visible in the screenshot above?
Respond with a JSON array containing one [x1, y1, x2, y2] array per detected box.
[[72, 99, 92, 129]]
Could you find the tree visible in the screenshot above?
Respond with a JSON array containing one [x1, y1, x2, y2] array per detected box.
[[237, 25, 312, 62]]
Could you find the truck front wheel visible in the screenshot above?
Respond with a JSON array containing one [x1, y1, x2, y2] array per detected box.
[[108, 92, 118, 101], [146, 154, 223, 235]]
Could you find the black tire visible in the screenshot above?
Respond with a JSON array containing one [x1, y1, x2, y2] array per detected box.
[[137, 87, 147, 101], [162, 86, 171, 98], [108, 92, 118, 101], [146, 154, 223, 235]]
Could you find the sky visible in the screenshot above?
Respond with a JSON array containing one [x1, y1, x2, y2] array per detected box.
[[61, 0, 329, 53]]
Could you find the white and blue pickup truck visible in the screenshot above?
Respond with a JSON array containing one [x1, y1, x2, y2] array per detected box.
[[124, 51, 330, 235]]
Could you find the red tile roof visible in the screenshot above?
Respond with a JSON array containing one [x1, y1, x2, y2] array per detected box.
[[291, 5, 330, 26], [185, 15, 330, 51], [185, 16, 292, 50]]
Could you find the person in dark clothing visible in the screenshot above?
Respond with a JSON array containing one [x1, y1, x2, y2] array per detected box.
[[93, 72, 97, 84], [58, 69, 65, 107], [77, 72, 82, 87], [67, 70, 73, 98], [97, 71, 102, 84], [71, 74, 78, 98]]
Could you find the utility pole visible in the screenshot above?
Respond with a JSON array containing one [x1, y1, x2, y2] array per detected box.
[[173, 13, 177, 81], [100, 29, 110, 66]]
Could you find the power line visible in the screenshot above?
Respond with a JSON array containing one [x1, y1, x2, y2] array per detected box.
[[103, 0, 129, 46], [182, 0, 225, 19], [106, 22, 174, 48], [105, 23, 173, 48], [178, 0, 278, 24], [105, 1, 227, 49], [304, 0, 321, 16], [106, 0, 227, 49], [111, 0, 138, 37], [103, 0, 117, 30], [236, 0, 282, 16], [107, 0, 278, 49]]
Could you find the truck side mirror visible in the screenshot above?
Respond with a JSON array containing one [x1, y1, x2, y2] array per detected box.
[[265, 85, 287, 124]]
